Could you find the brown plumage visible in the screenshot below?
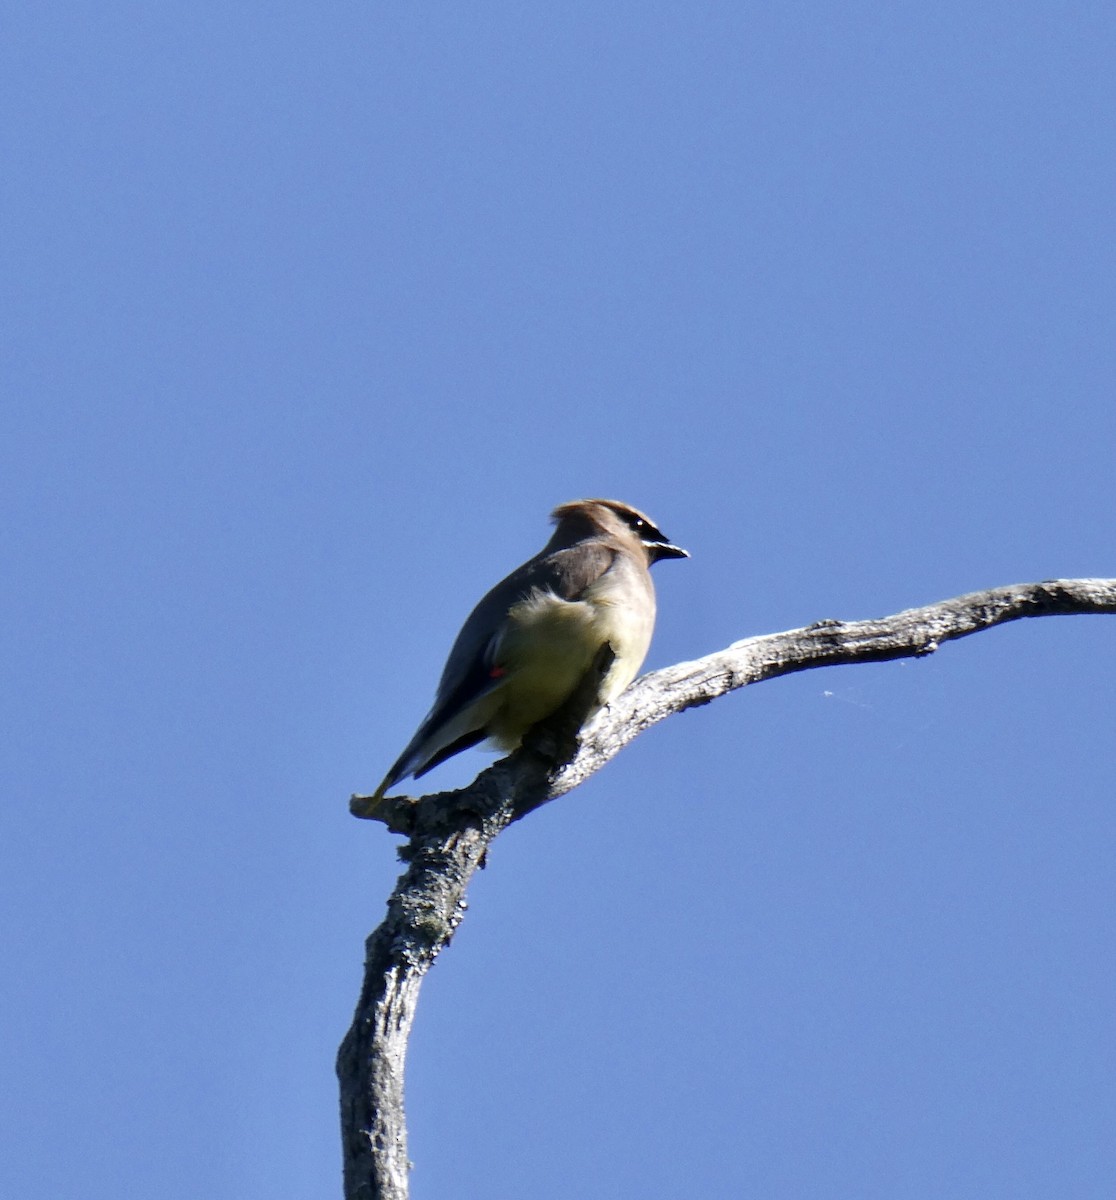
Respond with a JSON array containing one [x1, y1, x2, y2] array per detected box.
[[371, 499, 687, 801]]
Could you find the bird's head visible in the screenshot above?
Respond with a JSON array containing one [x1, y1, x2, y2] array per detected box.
[[551, 499, 689, 565]]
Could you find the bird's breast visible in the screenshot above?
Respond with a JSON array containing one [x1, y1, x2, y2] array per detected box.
[[486, 573, 655, 747]]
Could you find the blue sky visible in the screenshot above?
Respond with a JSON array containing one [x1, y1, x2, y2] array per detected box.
[[3, 3, 1115, 1197]]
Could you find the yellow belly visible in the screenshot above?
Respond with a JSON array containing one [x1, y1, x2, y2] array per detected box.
[[487, 588, 652, 748]]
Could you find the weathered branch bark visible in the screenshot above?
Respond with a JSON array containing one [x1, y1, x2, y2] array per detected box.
[[337, 577, 1116, 1199]]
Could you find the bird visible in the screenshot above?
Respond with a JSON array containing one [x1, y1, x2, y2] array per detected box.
[[371, 498, 688, 803]]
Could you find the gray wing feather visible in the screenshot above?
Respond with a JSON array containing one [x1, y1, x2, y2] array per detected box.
[[430, 541, 615, 710], [380, 540, 616, 790]]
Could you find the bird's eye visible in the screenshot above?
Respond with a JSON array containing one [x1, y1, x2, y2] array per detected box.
[[632, 517, 645, 530]]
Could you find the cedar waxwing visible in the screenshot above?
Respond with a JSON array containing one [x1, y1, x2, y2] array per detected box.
[[372, 499, 688, 801]]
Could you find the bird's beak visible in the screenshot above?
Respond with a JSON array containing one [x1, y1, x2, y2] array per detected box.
[[648, 541, 689, 563]]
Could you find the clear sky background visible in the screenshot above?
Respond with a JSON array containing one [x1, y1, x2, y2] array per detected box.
[[3, 3, 1115, 1198]]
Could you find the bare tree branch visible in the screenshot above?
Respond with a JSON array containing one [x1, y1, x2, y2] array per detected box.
[[337, 577, 1116, 1199]]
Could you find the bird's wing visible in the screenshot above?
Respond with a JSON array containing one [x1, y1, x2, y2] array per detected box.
[[531, 541, 618, 602], [415, 541, 615, 737], [379, 541, 618, 790]]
